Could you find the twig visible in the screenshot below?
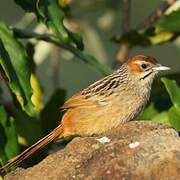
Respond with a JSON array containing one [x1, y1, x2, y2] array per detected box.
[[139, 0, 177, 29], [12, 27, 112, 75], [114, 0, 177, 68], [121, 0, 131, 33], [113, 0, 131, 68], [51, 46, 60, 89], [115, 44, 130, 63]]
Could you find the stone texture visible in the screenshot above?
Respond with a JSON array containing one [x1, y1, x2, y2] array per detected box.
[[5, 121, 180, 180]]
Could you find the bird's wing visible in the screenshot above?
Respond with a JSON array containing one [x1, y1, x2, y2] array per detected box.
[[61, 93, 97, 110]]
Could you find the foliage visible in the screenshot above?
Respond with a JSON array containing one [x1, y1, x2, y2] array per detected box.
[[0, 106, 18, 165], [0, 21, 35, 116], [156, 10, 180, 32], [139, 77, 180, 130], [0, 0, 180, 171]]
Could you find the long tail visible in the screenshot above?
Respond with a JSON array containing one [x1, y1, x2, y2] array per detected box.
[[0, 125, 63, 175]]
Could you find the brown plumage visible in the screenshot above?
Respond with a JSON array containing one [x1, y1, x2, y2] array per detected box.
[[0, 55, 170, 175]]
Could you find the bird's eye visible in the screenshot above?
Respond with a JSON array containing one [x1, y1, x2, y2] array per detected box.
[[141, 63, 148, 69]]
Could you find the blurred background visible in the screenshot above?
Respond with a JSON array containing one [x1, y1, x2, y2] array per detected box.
[[1, 0, 180, 100], [0, 0, 180, 169]]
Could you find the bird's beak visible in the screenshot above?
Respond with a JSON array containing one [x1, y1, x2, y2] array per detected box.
[[152, 64, 171, 71]]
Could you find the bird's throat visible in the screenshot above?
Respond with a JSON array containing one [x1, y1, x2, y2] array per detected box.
[[140, 71, 153, 80]]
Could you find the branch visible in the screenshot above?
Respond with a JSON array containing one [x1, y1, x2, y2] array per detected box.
[[12, 28, 112, 75], [50, 46, 60, 89], [121, 0, 131, 33], [113, 0, 131, 67], [139, 0, 177, 29]]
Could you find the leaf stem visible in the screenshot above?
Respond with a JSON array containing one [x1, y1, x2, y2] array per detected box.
[[12, 28, 112, 75]]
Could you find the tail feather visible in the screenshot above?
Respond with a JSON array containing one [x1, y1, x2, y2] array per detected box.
[[0, 125, 63, 175]]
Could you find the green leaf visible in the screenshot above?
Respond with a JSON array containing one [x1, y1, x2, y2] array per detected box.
[[138, 103, 159, 120], [161, 77, 180, 130], [148, 31, 174, 45], [151, 111, 171, 126], [161, 77, 180, 110], [168, 106, 180, 131], [47, 1, 68, 40], [139, 103, 171, 126], [13, 1, 111, 75], [47, 0, 84, 49], [26, 43, 44, 112], [156, 9, 180, 32], [47, 0, 69, 43], [0, 106, 18, 165], [0, 20, 35, 116], [14, 0, 84, 50]]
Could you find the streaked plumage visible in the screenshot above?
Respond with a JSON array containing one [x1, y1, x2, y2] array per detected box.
[[0, 55, 170, 175]]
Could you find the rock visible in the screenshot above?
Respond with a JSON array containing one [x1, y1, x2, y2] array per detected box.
[[5, 121, 180, 180]]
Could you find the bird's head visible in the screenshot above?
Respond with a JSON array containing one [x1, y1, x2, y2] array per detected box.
[[125, 55, 170, 85]]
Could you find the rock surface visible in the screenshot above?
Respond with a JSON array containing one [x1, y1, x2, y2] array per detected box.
[[5, 121, 180, 180]]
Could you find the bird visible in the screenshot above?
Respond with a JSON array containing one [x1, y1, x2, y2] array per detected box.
[[0, 55, 170, 174]]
